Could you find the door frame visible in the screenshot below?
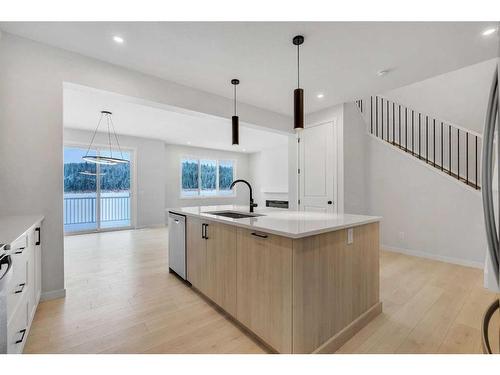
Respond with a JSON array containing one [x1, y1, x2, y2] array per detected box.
[[63, 141, 138, 234], [297, 119, 344, 214]]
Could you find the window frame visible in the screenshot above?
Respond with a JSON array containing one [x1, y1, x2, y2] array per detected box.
[[180, 156, 237, 199]]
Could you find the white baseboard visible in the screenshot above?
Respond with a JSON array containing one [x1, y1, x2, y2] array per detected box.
[[135, 223, 166, 229], [40, 288, 66, 301], [382, 245, 484, 269]]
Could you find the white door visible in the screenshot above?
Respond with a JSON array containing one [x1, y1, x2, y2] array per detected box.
[[299, 122, 336, 213]]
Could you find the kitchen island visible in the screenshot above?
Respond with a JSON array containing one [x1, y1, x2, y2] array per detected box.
[[167, 205, 382, 354]]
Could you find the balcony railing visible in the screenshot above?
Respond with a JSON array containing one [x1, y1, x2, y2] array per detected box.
[[63, 194, 130, 225]]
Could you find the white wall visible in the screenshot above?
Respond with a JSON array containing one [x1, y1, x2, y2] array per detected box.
[[343, 103, 369, 215], [0, 32, 289, 299], [249, 143, 289, 207], [342, 102, 486, 267], [383, 58, 498, 134], [64, 128, 167, 228], [367, 132, 485, 267], [164, 144, 250, 210]]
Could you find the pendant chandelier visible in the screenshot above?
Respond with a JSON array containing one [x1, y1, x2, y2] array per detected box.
[[293, 35, 305, 130], [231, 79, 240, 145], [79, 171, 106, 176], [83, 111, 129, 165]]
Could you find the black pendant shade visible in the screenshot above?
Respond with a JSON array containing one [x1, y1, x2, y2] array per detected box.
[[232, 115, 239, 145], [294, 88, 304, 129], [293, 35, 305, 130], [231, 79, 240, 145]]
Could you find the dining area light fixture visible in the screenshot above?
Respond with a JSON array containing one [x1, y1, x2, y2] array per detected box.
[[231, 78, 240, 145], [293, 35, 305, 130], [82, 110, 129, 165]]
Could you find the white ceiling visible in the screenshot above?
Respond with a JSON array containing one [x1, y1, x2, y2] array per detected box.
[[63, 84, 289, 153], [1, 22, 498, 116]]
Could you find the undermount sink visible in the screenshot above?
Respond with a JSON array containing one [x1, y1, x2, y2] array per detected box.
[[204, 211, 265, 219]]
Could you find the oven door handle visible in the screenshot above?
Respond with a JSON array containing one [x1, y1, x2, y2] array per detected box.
[[0, 255, 13, 281]]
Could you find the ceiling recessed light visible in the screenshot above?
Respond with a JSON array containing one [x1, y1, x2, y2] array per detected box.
[[316, 93, 325, 99], [482, 27, 497, 36], [113, 36, 124, 44], [377, 69, 389, 77]]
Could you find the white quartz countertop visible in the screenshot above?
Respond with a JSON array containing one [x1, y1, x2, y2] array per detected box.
[[0, 215, 44, 246], [167, 205, 381, 239]]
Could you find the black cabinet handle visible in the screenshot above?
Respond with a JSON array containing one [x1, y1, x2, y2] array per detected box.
[[35, 227, 41, 245], [251, 232, 268, 239], [327, 201, 333, 205], [14, 283, 25, 294], [202, 223, 209, 239], [14, 247, 25, 255], [15, 329, 26, 344]]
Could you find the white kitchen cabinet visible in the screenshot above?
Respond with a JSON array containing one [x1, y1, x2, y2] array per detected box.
[[5, 219, 43, 354]]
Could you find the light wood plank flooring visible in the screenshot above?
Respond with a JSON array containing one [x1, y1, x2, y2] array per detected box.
[[24, 228, 498, 354]]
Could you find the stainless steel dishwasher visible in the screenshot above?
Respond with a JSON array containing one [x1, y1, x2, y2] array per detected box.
[[168, 212, 186, 280]]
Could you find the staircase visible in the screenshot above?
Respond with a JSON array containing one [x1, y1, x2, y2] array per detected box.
[[355, 96, 482, 190]]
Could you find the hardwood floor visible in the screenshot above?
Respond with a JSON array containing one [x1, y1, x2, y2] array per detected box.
[[24, 228, 498, 354]]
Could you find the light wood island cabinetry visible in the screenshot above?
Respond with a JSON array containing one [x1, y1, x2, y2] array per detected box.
[[184, 210, 381, 354]]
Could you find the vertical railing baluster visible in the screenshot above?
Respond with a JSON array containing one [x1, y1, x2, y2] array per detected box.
[[418, 113, 421, 158], [433, 119, 436, 166], [411, 110, 414, 154], [466, 132, 469, 185], [449, 125, 452, 175], [387, 100, 389, 142], [381, 98, 384, 140], [405, 107, 408, 150], [441, 122, 444, 171], [392, 103, 396, 144], [376, 96, 379, 137], [457, 128, 460, 180], [398, 105, 401, 146], [370, 96, 373, 134], [426, 116, 428, 163]]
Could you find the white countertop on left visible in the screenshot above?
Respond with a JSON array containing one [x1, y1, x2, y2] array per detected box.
[[167, 205, 381, 239], [0, 215, 44, 245]]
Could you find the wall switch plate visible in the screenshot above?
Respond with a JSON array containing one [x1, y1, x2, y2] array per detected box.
[[347, 228, 354, 244]]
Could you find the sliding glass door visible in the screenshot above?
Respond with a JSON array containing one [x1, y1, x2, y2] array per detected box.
[[63, 146, 132, 233]]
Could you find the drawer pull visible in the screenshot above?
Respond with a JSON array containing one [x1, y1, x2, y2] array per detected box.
[[14, 283, 26, 294], [251, 232, 268, 239], [15, 329, 27, 344], [35, 227, 41, 246], [14, 247, 25, 255]]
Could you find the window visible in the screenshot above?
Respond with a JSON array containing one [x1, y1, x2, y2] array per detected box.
[[181, 158, 236, 197]]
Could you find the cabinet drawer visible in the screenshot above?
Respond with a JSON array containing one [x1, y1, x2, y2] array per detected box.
[[10, 234, 28, 254], [7, 251, 29, 323], [7, 296, 29, 354]]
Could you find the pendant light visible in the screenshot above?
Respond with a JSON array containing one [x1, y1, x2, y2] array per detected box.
[[82, 111, 129, 165], [293, 35, 305, 130], [79, 171, 106, 176], [231, 79, 240, 145]]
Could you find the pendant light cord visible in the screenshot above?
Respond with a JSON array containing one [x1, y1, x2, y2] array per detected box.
[[297, 43, 300, 88], [85, 112, 104, 158], [109, 115, 125, 160], [106, 114, 113, 158], [84, 111, 125, 161], [234, 84, 237, 116]]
